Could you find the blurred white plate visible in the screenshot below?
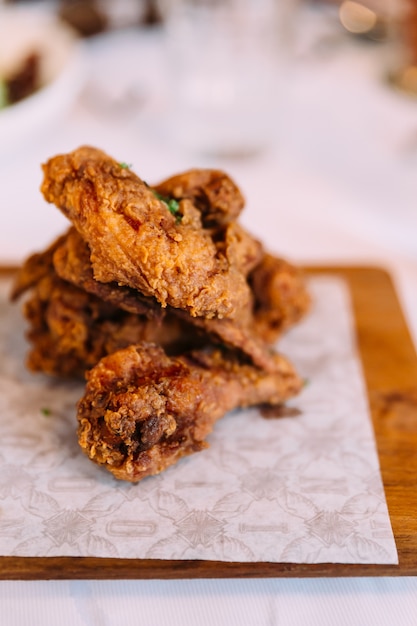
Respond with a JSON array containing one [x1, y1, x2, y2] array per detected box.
[[0, 6, 85, 152]]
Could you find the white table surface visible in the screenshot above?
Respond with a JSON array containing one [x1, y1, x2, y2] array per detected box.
[[1, 7, 417, 624]]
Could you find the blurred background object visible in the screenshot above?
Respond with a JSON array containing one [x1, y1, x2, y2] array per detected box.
[[338, 0, 391, 41], [156, 0, 297, 158], [57, 0, 109, 37], [57, 0, 163, 35], [315, 0, 417, 96], [388, 0, 417, 96], [0, 3, 85, 153]]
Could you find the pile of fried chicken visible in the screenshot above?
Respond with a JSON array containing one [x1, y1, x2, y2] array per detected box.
[[11, 146, 310, 483]]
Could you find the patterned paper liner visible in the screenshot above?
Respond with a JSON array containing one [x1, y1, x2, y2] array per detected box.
[[0, 276, 398, 564]]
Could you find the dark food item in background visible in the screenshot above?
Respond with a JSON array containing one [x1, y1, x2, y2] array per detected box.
[[57, 0, 162, 36], [141, 0, 163, 26], [4, 52, 41, 105], [58, 0, 108, 37]]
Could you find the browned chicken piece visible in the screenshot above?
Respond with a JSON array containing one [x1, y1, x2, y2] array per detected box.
[[215, 221, 264, 277], [51, 228, 281, 370], [52, 228, 309, 350], [250, 254, 311, 344], [11, 227, 309, 376], [52, 227, 161, 319], [153, 168, 245, 227], [41, 146, 252, 319], [51, 230, 307, 371], [22, 271, 115, 377], [77, 342, 302, 482], [19, 264, 198, 378], [10, 232, 68, 302], [53, 224, 263, 316]]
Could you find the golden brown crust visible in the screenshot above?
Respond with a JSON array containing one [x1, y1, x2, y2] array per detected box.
[[10, 232, 68, 302], [77, 343, 302, 482], [53, 227, 161, 318], [11, 229, 310, 377], [41, 146, 251, 319], [19, 265, 200, 379], [250, 254, 311, 344], [153, 168, 245, 227]]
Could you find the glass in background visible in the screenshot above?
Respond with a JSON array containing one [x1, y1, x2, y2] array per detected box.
[[157, 0, 298, 158]]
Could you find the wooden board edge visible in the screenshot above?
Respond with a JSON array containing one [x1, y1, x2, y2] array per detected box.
[[1, 264, 416, 579], [0, 556, 414, 580]]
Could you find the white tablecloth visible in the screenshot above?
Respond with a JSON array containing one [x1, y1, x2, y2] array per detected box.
[[1, 9, 417, 625]]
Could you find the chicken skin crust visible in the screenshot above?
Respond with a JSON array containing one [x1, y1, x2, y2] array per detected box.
[[77, 343, 302, 482], [40, 146, 251, 319], [153, 168, 244, 227], [11, 227, 310, 376], [11, 224, 310, 377]]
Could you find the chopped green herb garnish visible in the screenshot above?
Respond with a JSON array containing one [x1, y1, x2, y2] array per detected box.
[[167, 198, 180, 215], [0, 79, 8, 110], [152, 190, 182, 221], [119, 162, 132, 169], [41, 407, 52, 416]]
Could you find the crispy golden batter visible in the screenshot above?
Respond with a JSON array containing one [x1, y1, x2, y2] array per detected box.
[[50, 228, 308, 368], [50, 229, 276, 370], [10, 232, 68, 302], [17, 258, 199, 378], [53, 227, 161, 318], [41, 146, 252, 319], [12, 227, 310, 376], [153, 168, 245, 226], [77, 342, 302, 482], [250, 254, 311, 344]]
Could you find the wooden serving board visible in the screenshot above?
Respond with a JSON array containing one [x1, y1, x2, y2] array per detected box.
[[1, 265, 417, 580]]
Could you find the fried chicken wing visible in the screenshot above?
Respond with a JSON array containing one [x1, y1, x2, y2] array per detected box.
[[41, 146, 251, 319], [77, 342, 302, 482], [51, 228, 278, 370], [12, 226, 310, 376], [52, 230, 308, 371], [18, 260, 198, 378], [53, 227, 161, 319]]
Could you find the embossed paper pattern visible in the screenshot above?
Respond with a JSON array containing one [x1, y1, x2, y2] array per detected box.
[[0, 276, 398, 563]]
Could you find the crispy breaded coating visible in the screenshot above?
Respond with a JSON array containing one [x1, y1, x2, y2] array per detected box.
[[53, 227, 161, 318], [10, 232, 68, 302], [250, 254, 311, 344], [12, 228, 310, 376], [40, 146, 251, 319], [18, 259, 198, 379], [77, 343, 302, 482], [153, 168, 245, 227]]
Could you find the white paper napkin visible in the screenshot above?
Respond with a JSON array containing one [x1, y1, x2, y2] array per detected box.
[[0, 275, 398, 564]]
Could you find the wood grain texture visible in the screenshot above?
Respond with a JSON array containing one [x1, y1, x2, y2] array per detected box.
[[1, 265, 416, 579]]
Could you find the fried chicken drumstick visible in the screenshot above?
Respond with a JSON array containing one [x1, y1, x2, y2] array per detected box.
[[41, 146, 252, 319], [78, 342, 302, 482]]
